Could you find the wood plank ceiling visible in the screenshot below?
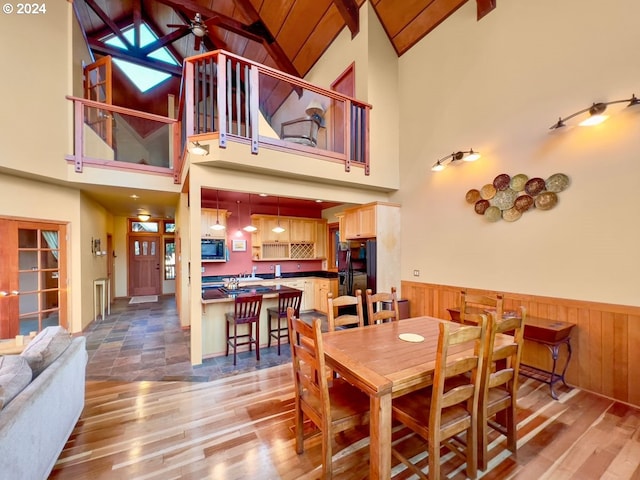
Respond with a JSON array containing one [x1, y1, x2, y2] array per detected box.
[[74, 0, 496, 113]]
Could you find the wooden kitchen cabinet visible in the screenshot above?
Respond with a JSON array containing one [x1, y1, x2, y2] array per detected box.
[[343, 204, 376, 239], [289, 218, 317, 243], [259, 217, 290, 243], [313, 278, 337, 314], [201, 209, 228, 238]]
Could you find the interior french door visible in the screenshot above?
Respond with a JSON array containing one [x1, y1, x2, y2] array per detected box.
[[83, 55, 113, 147], [0, 219, 67, 338], [128, 235, 161, 296]]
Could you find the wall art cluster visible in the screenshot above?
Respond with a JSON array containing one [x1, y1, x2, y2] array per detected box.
[[466, 173, 570, 222]]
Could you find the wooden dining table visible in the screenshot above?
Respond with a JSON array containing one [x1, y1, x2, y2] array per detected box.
[[322, 315, 502, 480]]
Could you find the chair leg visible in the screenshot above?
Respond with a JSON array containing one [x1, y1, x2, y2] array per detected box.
[[506, 404, 517, 453], [225, 319, 230, 357], [268, 314, 273, 348], [232, 322, 237, 366], [295, 406, 304, 454], [277, 318, 281, 355], [322, 424, 332, 479], [255, 320, 260, 361], [478, 407, 489, 471], [467, 424, 478, 480], [428, 439, 440, 480]]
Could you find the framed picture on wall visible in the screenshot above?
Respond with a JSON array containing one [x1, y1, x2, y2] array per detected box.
[[232, 239, 247, 252]]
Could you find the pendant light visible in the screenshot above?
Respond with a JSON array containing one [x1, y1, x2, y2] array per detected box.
[[210, 190, 225, 231], [234, 200, 243, 237], [272, 197, 285, 233], [243, 194, 257, 232]]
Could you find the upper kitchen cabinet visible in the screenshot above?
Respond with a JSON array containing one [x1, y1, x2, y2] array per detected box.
[[343, 204, 377, 239], [251, 215, 328, 261], [201, 209, 229, 238]]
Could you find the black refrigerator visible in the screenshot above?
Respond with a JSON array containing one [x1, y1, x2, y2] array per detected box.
[[337, 239, 377, 297]]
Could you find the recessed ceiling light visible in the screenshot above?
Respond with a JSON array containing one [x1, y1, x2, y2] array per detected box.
[[315, 199, 323, 203], [259, 193, 268, 197], [130, 194, 139, 199]]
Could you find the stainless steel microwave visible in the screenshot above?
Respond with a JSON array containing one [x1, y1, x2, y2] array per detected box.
[[201, 238, 226, 261]]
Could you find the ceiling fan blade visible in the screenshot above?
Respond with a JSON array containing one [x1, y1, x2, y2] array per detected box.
[[166, 23, 188, 29], [194, 36, 202, 51]]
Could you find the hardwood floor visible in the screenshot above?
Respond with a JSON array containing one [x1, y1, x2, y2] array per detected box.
[[51, 362, 640, 479]]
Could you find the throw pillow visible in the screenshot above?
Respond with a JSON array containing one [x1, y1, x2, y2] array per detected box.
[[20, 326, 72, 377], [0, 355, 32, 410]]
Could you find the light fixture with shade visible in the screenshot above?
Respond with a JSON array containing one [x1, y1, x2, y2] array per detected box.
[[549, 94, 640, 130], [243, 194, 257, 232], [137, 211, 151, 221], [272, 197, 285, 233], [431, 149, 481, 172], [210, 190, 226, 231], [190, 141, 209, 156], [305, 99, 325, 126]]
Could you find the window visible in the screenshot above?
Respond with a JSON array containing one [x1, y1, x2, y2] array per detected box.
[[102, 23, 179, 93], [131, 221, 159, 232], [164, 222, 176, 233], [165, 239, 176, 280]]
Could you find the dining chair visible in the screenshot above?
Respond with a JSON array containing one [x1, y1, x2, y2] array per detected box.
[[287, 307, 370, 478], [326, 290, 364, 332], [459, 290, 504, 325], [391, 314, 487, 480], [365, 287, 399, 324], [266, 289, 303, 355], [224, 294, 263, 366], [477, 308, 525, 471]]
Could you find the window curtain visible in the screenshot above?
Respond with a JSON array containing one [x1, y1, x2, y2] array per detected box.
[[42, 231, 59, 260]]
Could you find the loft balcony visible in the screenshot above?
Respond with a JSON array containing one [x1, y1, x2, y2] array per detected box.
[[67, 50, 385, 190]]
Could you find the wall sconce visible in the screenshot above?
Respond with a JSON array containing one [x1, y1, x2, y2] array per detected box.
[[91, 238, 106, 256], [305, 100, 325, 127], [431, 149, 481, 172], [190, 141, 209, 155], [549, 94, 640, 130]]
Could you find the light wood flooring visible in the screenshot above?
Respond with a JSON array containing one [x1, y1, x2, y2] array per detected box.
[[51, 362, 640, 479]]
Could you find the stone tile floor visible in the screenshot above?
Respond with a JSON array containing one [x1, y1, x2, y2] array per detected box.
[[82, 295, 324, 382]]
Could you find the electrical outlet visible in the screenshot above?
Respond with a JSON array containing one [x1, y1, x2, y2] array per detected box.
[[413, 269, 420, 277], [269, 265, 274, 271], [201, 267, 205, 273], [297, 264, 301, 269]]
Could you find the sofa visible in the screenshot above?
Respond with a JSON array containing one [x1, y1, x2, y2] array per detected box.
[[0, 328, 87, 480]]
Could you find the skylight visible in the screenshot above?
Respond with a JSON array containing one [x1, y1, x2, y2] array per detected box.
[[103, 23, 179, 93]]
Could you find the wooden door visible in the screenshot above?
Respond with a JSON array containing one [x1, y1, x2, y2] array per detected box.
[[83, 56, 113, 147], [128, 235, 161, 296], [330, 63, 355, 154], [0, 219, 67, 338]]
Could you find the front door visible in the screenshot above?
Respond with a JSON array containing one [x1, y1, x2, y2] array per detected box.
[[0, 219, 67, 338], [128, 235, 161, 296]]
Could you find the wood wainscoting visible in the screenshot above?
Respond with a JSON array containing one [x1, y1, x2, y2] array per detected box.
[[401, 280, 640, 408]]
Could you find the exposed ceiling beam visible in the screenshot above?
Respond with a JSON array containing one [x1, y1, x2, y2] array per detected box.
[[85, 0, 134, 50], [233, 0, 300, 77], [132, 0, 141, 48], [333, 0, 360, 38], [477, 0, 496, 20], [87, 39, 183, 76]]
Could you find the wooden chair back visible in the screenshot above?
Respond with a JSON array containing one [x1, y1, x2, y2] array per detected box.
[[287, 307, 370, 477], [459, 290, 504, 325], [326, 290, 364, 331], [365, 287, 399, 324], [477, 308, 525, 471], [275, 289, 302, 317], [232, 294, 263, 323]]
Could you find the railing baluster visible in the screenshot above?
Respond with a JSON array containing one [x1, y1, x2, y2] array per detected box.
[[226, 58, 232, 134], [235, 60, 241, 136], [217, 53, 227, 148], [244, 64, 249, 138], [209, 57, 215, 133]]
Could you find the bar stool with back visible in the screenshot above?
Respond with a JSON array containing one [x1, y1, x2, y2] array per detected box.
[[225, 294, 263, 366], [266, 289, 303, 355]]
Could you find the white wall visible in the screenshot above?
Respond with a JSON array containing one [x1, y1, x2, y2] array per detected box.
[[396, 0, 640, 306]]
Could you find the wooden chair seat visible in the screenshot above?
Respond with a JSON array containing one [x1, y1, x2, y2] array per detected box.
[[391, 315, 487, 480], [287, 307, 370, 478]]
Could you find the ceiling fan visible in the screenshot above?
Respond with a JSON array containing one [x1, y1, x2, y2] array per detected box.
[[167, 13, 209, 51]]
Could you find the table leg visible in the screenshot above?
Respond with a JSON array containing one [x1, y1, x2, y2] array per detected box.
[[370, 394, 391, 480], [546, 338, 571, 400]]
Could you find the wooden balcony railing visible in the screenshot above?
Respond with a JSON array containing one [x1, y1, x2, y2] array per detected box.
[[178, 50, 372, 175], [65, 96, 182, 183]]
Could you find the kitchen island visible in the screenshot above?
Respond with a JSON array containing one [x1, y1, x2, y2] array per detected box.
[[200, 284, 302, 359]]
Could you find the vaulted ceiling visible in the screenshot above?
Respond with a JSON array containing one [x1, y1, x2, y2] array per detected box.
[[74, 0, 496, 114]]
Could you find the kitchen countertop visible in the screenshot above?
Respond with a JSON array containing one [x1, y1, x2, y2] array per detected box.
[[201, 284, 301, 303], [201, 270, 338, 286]]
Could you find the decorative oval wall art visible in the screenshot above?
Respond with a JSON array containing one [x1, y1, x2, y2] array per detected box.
[[467, 173, 570, 222]]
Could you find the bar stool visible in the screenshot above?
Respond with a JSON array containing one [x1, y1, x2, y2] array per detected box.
[[267, 289, 303, 355], [225, 294, 263, 366]]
